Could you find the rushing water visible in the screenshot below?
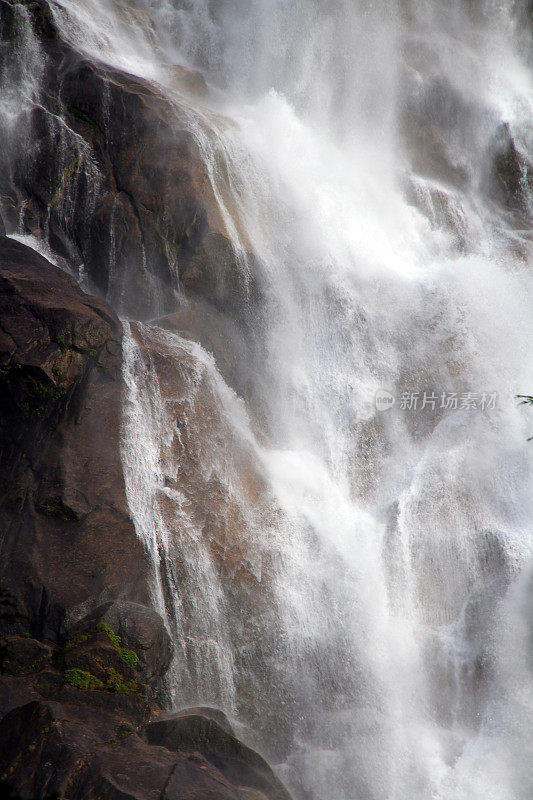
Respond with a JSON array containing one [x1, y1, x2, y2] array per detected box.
[[4, 1, 533, 798]]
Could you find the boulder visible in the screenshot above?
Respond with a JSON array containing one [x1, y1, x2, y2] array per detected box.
[[490, 123, 533, 217], [169, 706, 237, 736], [0, 699, 292, 800], [146, 712, 292, 800], [165, 64, 209, 99], [64, 601, 173, 682]]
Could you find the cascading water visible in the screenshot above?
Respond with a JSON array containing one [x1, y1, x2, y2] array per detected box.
[[3, 0, 533, 798]]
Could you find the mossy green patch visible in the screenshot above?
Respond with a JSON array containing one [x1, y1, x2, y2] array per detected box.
[[64, 668, 103, 691], [68, 106, 102, 133], [95, 623, 139, 669], [103, 668, 138, 695], [63, 666, 138, 695]]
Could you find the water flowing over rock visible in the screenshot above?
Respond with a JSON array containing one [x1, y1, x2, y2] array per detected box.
[[0, 236, 151, 637], [0, 0, 255, 321], [1, 1, 533, 800]]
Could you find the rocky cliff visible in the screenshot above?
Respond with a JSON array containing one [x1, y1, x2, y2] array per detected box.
[[0, 233, 291, 800], [0, 0, 291, 796]]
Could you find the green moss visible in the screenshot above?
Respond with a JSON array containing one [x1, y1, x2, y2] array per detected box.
[[95, 623, 139, 668], [68, 106, 102, 133], [96, 622, 121, 649], [118, 648, 139, 668], [104, 668, 138, 695], [55, 333, 69, 353], [65, 624, 140, 673], [64, 668, 103, 691], [63, 666, 138, 695], [89, 348, 98, 358]]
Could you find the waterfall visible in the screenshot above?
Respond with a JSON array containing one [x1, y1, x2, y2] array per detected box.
[[3, 0, 533, 798]]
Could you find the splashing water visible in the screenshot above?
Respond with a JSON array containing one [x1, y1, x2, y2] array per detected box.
[[6, 0, 533, 798]]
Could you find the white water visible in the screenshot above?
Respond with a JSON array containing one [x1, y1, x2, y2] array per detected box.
[[7, 1, 533, 798]]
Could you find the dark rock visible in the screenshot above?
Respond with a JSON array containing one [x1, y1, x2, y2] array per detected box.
[[0, 698, 292, 800], [0, 699, 153, 797], [1, 636, 52, 676], [64, 601, 173, 682], [63, 635, 138, 684], [161, 706, 237, 736], [0, 675, 40, 718], [0, 237, 151, 641], [0, 213, 5, 236], [146, 712, 292, 800], [490, 123, 533, 217], [0, 0, 259, 321]]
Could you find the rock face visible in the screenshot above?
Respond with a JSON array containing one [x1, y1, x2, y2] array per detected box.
[[0, 236, 150, 640], [400, 54, 533, 229], [0, 0, 258, 322], [0, 675, 291, 800], [0, 3, 292, 797], [64, 600, 173, 683], [0, 238, 292, 799]]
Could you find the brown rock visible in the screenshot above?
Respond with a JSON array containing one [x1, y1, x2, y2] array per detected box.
[[0, 237, 150, 641], [65, 601, 173, 682], [1, 636, 52, 677], [165, 64, 209, 99], [63, 635, 138, 684], [0, 699, 292, 800], [0, 0, 258, 321]]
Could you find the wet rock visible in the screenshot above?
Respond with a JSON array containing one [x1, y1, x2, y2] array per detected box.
[[0, 237, 150, 641], [63, 635, 138, 684], [0, 697, 292, 800], [0, 675, 40, 718], [490, 123, 533, 217], [400, 71, 470, 188], [155, 295, 258, 402], [65, 601, 173, 682], [0, 0, 257, 321], [166, 63, 209, 99], [160, 706, 237, 736], [1, 636, 51, 677], [146, 712, 292, 800]]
